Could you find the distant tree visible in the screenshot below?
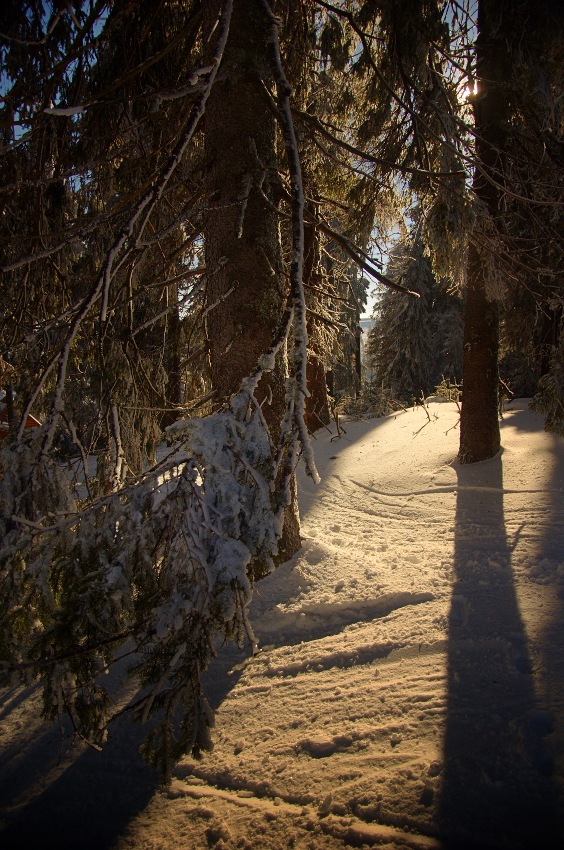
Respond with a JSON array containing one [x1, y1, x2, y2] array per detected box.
[[530, 336, 564, 435], [368, 226, 463, 404]]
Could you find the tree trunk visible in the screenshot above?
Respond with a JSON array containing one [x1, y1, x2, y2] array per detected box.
[[459, 251, 501, 463], [203, 0, 300, 558], [459, 0, 510, 463], [305, 354, 330, 433], [303, 208, 330, 433]]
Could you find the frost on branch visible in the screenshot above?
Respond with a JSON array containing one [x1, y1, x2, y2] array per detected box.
[[0, 370, 313, 781]]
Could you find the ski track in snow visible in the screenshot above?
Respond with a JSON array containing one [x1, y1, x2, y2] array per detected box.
[[1, 400, 563, 849]]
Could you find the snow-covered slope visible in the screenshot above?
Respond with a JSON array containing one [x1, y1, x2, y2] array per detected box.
[[1, 400, 563, 849]]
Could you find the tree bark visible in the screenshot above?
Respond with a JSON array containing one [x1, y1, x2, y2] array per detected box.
[[203, 0, 301, 558], [303, 208, 330, 433], [305, 355, 331, 433], [459, 251, 501, 463], [459, 0, 510, 463]]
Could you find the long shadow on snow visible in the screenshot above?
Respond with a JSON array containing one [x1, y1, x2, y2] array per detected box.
[[0, 694, 159, 850], [531, 424, 564, 838], [0, 647, 250, 850], [439, 451, 558, 849], [493, 404, 564, 834]]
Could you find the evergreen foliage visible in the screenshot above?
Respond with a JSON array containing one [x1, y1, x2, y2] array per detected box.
[[530, 332, 564, 436], [368, 229, 463, 404], [0, 0, 561, 778]]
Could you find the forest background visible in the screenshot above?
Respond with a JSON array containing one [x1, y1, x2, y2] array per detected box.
[[0, 0, 562, 781]]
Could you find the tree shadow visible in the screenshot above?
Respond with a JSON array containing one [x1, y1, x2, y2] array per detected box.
[[497, 404, 564, 824], [439, 453, 559, 849], [533, 430, 564, 840], [0, 643, 251, 850], [0, 696, 159, 850]]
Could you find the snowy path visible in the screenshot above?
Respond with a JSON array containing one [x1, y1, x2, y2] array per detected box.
[[1, 401, 563, 849]]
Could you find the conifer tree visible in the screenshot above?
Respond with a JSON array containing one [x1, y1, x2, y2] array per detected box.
[[368, 224, 463, 403], [0, 0, 561, 779], [0, 0, 318, 779], [459, 0, 563, 460]]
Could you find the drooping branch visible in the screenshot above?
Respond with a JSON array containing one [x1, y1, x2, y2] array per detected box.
[[310, 212, 421, 298], [295, 108, 466, 179]]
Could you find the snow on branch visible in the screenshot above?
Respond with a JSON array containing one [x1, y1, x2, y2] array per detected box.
[[0, 0, 321, 783], [43, 65, 217, 118], [0, 361, 285, 780]]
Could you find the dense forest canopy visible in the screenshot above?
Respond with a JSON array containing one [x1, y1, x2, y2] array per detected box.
[[0, 0, 562, 778]]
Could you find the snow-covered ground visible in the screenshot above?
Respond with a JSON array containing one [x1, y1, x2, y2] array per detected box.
[[1, 400, 563, 849]]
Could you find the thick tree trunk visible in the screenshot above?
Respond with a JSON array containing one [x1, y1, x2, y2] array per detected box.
[[203, 0, 301, 558], [459, 0, 510, 463], [459, 251, 500, 463]]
